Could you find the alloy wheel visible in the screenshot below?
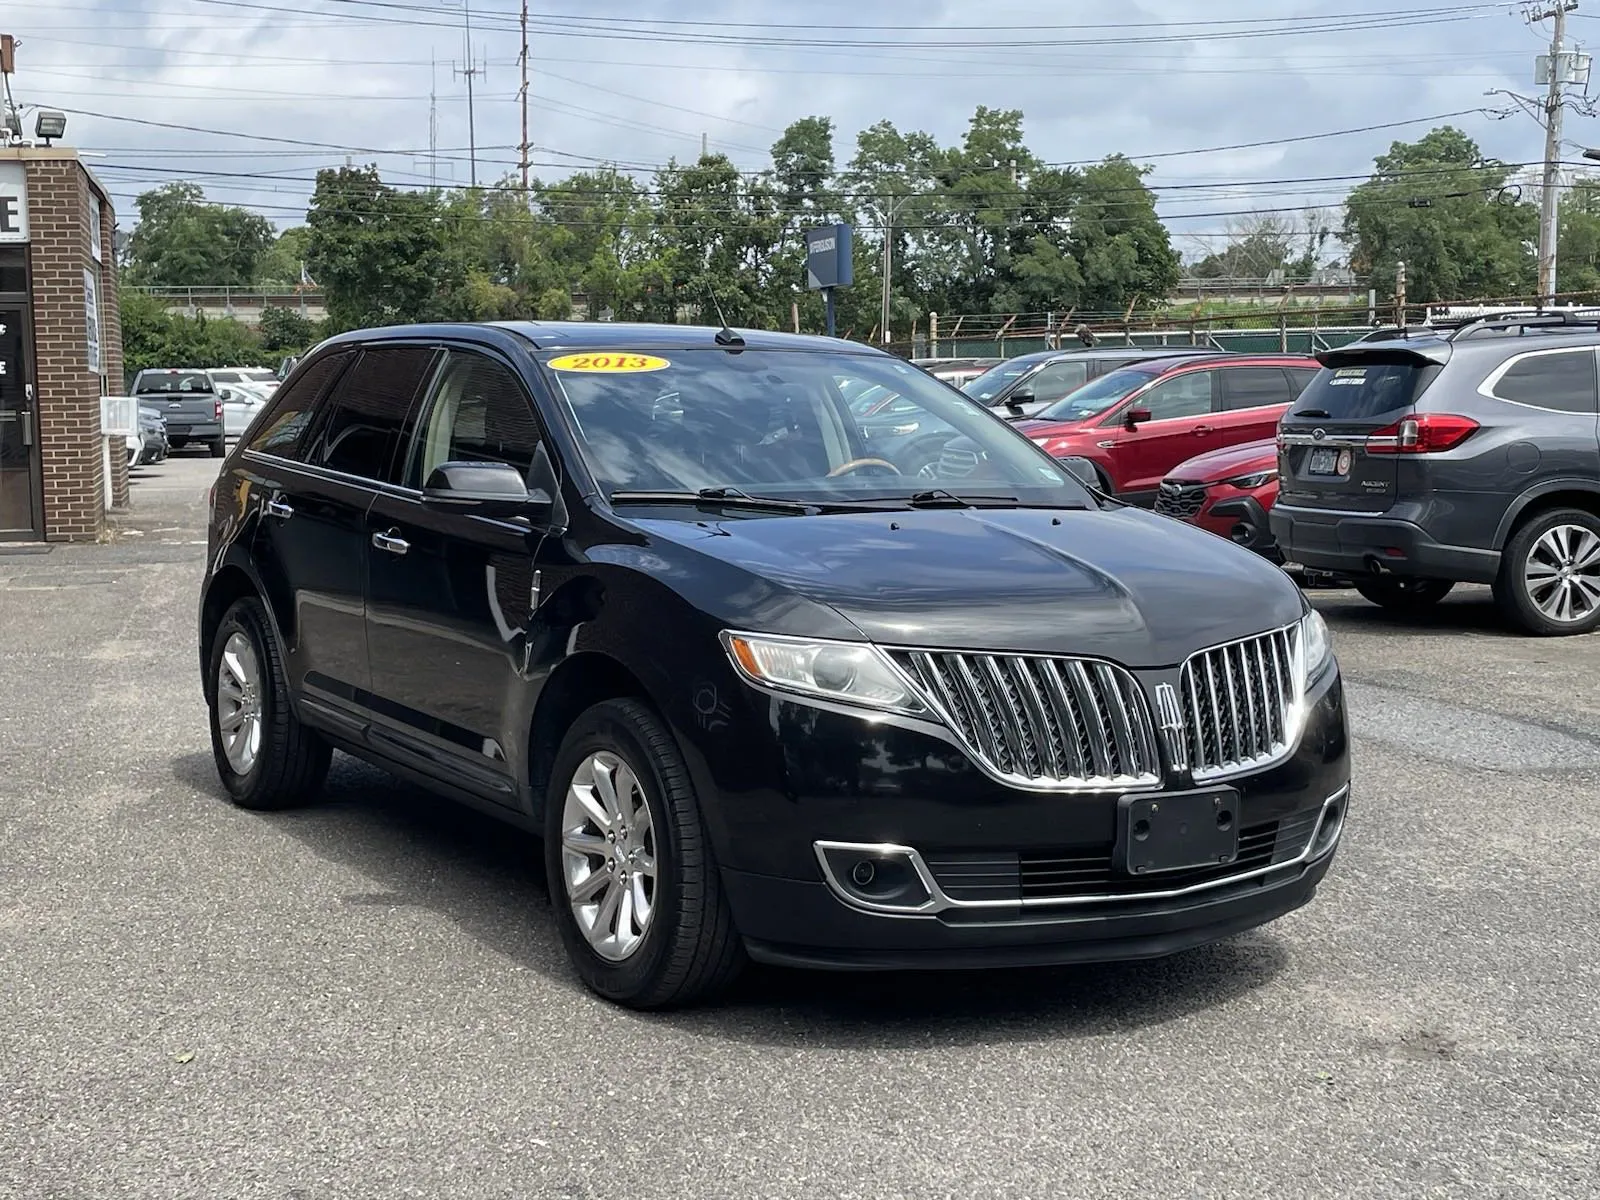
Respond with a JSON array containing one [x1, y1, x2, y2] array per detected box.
[[560, 751, 658, 962], [216, 631, 264, 774], [1524, 523, 1600, 625]]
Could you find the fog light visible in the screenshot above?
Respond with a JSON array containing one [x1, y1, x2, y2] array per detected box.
[[1311, 790, 1347, 858], [814, 841, 938, 913]]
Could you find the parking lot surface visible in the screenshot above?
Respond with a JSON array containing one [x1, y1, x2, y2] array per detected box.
[[2, 453, 1597, 1199]]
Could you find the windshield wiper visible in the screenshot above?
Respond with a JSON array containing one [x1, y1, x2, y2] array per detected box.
[[906, 488, 1019, 508], [609, 487, 815, 514], [1292, 408, 1331, 418]]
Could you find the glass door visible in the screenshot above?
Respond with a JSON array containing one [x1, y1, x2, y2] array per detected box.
[[0, 306, 41, 539]]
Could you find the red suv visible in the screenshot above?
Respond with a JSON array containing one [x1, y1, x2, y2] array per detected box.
[[950, 354, 1318, 503]]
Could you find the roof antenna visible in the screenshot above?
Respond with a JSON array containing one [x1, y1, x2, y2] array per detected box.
[[708, 289, 745, 348]]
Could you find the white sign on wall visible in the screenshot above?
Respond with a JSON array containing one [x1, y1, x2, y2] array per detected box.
[[87, 195, 103, 262], [0, 161, 27, 244], [84, 267, 102, 375]]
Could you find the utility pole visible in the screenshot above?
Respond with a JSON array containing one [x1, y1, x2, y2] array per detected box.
[[451, 0, 484, 187], [518, 0, 530, 193], [1395, 260, 1407, 328], [1534, 0, 1581, 304], [429, 54, 438, 190]]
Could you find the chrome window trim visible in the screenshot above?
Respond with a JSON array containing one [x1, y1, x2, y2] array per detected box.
[[813, 784, 1349, 915], [1475, 344, 1600, 413]]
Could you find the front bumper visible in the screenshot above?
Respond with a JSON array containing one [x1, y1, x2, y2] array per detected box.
[[1269, 504, 1499, 584], [704, 666, 1350, 970]]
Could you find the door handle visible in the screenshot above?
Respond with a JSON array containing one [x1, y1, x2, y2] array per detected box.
[[16, 411, 32, 446], [1192, 424, 1214, 435], [372, 529, 410, 556], [264, 498, 294, 520]]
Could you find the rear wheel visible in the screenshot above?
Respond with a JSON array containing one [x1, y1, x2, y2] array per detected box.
[[544, 698, 745, 1009], [209, 437, 227, 459], [207, 596, 330, 810], [1494, 508, 1600, 636], [1352, 576, 1455, 613]]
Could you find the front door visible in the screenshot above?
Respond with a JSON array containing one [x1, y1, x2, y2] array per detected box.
[[0, 307, 41, 540], [365, 346, 557, 808], [1104, 367, 1220, 502]]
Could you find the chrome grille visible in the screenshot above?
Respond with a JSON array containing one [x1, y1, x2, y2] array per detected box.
[[891, 651, 1161, 790], [1154, 481, 1206, 519], [1178, 626, 1299, 782]]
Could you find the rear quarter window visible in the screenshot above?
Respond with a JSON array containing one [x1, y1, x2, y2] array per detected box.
[[1485, 348, 1599, 414], [1293, 358, 1438, 420], [244, 351, 353, 460]]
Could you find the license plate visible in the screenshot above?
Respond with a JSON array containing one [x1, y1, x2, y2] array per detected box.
[[1307, 447, 1340, 475], [1118, 787, 1241, 875]]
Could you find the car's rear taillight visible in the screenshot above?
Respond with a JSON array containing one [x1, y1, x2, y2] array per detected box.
[[214, 399, 224, 421], [1366, 413, 1479, 454]]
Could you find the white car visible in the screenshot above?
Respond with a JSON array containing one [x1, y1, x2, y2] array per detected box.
[[217, 381, 272, 438]]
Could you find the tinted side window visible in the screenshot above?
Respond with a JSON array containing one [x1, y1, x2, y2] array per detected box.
[[1139, 370, 1215, 421], [1220, 366, 1296, 411], [315, 346, 437, 483], [1287, 367, 1319, 394], [406, 351, 542, 487], [244, 350, 353, 460], [1489, 350, 1599, 414], [1022, 360, 1091, 404]]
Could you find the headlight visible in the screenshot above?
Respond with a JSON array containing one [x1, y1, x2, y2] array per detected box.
[[1298, 608, 1333, 682], [1225, 470, 1278, 489], [721, 632, 928, 716]]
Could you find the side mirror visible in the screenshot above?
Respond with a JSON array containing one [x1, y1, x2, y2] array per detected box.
[[1056, 456, 1102, 491], [1124, 407, 1152, 430], [423, 461, 552, 521], [1005, 390, 1034, 410]]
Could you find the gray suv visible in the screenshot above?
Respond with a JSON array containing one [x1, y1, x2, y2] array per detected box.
[[1270, 314, 1600, 635]]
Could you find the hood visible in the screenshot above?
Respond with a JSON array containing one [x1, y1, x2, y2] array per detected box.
[[1167, 438, 1279, 483], [627, 506, 1305, 668]]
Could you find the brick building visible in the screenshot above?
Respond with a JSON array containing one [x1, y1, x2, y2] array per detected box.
[[0, 146, 125, 543]]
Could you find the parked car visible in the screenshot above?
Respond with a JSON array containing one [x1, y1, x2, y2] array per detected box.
[[218, 382, 271, 439], [940, 354, 1319, 504], [1271, 312, 1600, 635], [199, 321, 1349, 1009], [912, 357, 1004, 389], [1154, 438, 1282, 560], [129, 369, 226, 457], [960, 347, 1218, 419], [133, 403, 169, 465], [208, 367, 281, 394]]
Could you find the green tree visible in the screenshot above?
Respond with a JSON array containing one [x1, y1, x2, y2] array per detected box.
[[254, 226, 312, 288], [118, 289, 270, 380], [305, 165, 465, 329], [1343, 126, 1536, 303], [126, 182, 275, 288], [258, 305, 317, 352], [1557, 180, 1600, 295]]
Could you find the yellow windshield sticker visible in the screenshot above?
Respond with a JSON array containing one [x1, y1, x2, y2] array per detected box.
[[547, 353, 670, 373]]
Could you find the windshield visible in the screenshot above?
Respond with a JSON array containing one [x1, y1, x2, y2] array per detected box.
[[134, 371, 213, 394], [540, 348, 1091, 508], [960, 357, 1041, 402], [1033, 363, 1168, 422]]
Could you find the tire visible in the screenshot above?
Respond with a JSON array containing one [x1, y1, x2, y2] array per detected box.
[[207, 596, 331, 810], [544, 698, 745, 1009], [1493, 507, 1600, 636], [1352, 576, 1455, 613], [170, 438, 187, 450], [209, 437, 227, 459]]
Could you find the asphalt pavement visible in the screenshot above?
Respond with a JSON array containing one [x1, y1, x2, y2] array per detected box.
[[2, 452, 1597, 1200]]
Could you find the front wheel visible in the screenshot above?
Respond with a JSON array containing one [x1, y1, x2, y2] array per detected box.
[[1352, 576, 1454, 614], [544, 698, 745, 1009], [207, 596, 330, 810], [1494, 508, 1600, 636]]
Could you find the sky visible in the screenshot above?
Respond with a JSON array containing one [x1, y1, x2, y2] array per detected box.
[[7, 0, 1600, 266]]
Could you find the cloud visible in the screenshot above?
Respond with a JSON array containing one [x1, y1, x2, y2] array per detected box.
[[8, 0, 1587, 257]]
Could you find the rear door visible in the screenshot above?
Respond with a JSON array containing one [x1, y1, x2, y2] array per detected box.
[[1276, 348, 1444, 513], [1217, 365, 1305, 443], [1102, 367, 1220, 500]]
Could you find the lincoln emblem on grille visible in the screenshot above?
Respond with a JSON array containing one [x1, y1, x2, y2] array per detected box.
[[1152, 682, 1188, 771]]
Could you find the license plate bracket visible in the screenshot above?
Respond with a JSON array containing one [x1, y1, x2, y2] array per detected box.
[[1307, 447, 1340, 475], [1118, 787, 1241, 875]]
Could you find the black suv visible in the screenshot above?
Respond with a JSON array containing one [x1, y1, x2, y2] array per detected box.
[[1272, 313, 1600, 635], [200, 322, 1350, 1008]]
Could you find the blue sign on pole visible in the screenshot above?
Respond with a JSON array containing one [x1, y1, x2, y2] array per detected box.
[[804, 224, 852, 337]]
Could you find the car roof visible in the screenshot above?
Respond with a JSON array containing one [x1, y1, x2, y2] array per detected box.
[[1140, 353, 1320, 372], [318, 320, 891, 356]]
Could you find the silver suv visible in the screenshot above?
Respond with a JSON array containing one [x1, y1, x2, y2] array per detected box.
[[1271, 313, 1600, 636]]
